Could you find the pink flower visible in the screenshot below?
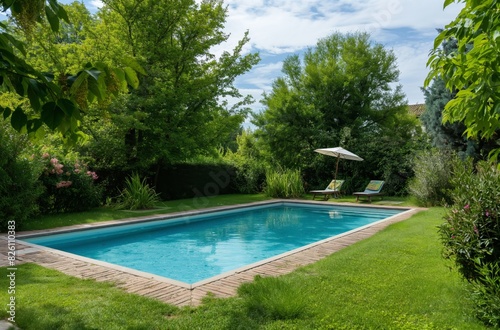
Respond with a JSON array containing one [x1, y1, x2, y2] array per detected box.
[[464, 204, 470, 211], [87, 171, 98, 180], [50, 158, 59, 165], [74, 168, 81, 174], [485, 210, 490, 217], [473, 226, 479, 235], [56, 181, 72, 188], [54, 163, 64, 175], [42, 152, 50, 159]]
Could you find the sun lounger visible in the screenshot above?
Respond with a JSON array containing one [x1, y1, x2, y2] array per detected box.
[[353, 180, 385, 202], [310, 180, 344, 200]]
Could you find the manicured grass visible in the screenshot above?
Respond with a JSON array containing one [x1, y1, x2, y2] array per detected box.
[[21, 193, 271, 231], [0, 264, 177, 329], [3, 206, 488, 329]]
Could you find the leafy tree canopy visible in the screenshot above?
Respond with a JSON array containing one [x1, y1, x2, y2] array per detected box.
[[426, 0, 500, 161], [421, 37, 477, 158], [0, 0, 143, 143], [253, 32, 421, 193], [86, 0, 260, 171]]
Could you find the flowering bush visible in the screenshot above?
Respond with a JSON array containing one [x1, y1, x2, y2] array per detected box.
[[439, 160, 500, 327], [439, 160, 500, 280], [37, 153, 103, 214]]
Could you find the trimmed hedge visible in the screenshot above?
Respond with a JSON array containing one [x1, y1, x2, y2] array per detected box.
[[155, 163, 240, 200]]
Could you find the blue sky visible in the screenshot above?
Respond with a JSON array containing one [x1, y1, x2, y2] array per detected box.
[[4, 0, 463, 117], [213, 0, 463, 115]]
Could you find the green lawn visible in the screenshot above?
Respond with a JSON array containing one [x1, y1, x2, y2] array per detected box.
[[4, 196, 488, 329]]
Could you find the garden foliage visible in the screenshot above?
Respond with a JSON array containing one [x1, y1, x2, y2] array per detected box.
[[116, 173, 160, 210], [264, 168, 304, 198], [471, 262, 500, 327], [439, 160, 500, 327], [223, 130, 265, 194], [408, 149, 458, 206], [426, 0, 500, 162], [37, 153, 102, 214], [0, 127, 42, 229]]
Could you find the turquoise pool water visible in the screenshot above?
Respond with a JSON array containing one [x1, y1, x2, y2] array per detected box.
[[24, 202, 405, 284]]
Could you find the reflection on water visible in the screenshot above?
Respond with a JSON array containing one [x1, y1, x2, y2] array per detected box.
[[328, 210, 343, 219]]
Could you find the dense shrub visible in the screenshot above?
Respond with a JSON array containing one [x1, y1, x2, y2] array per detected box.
[[264, 168, 304, 198], [439, 160, 500, 327], [223, 131, 265, 194], [408, 149, 457, 206], [0, 129, 42, 230], [116, 173, 160, 210], [231, 161, 265, 194], [471, 262, 500, 327], [37, 153, 103, 214]]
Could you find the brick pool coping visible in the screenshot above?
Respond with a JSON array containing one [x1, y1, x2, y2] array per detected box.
[[1, 199, 424, 307]]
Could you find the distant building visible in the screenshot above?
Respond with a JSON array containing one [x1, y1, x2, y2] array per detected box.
[[408, 103, 426, 118]]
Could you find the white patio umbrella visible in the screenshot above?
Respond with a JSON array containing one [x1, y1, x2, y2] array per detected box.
[[314, 147, 363, 184]]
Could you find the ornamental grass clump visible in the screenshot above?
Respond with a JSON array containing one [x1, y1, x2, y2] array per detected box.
[[264, 168, 304, 198], [116, 173, 160, 210], [439, 160, 500, 327]]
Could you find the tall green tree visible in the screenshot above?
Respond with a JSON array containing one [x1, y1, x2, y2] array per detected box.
[[254, 32, 420, 193], [426, 0, 500, 162], [86, 0, 259, 175]]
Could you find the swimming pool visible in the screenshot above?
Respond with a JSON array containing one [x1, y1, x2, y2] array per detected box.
[[23, 201, 407, 285]]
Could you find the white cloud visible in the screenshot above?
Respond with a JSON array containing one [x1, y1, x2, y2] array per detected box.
[[89, 0, 103, 10], [238, 61, 283, 90], [392, 42, 432, 104], [219, 0, 464, 111]]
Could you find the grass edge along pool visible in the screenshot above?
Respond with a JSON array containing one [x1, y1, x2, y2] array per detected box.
[[21, 201, 409, 286]]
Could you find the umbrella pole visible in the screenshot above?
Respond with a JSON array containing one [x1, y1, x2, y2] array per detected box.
[[334, 156, 340, 184]]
